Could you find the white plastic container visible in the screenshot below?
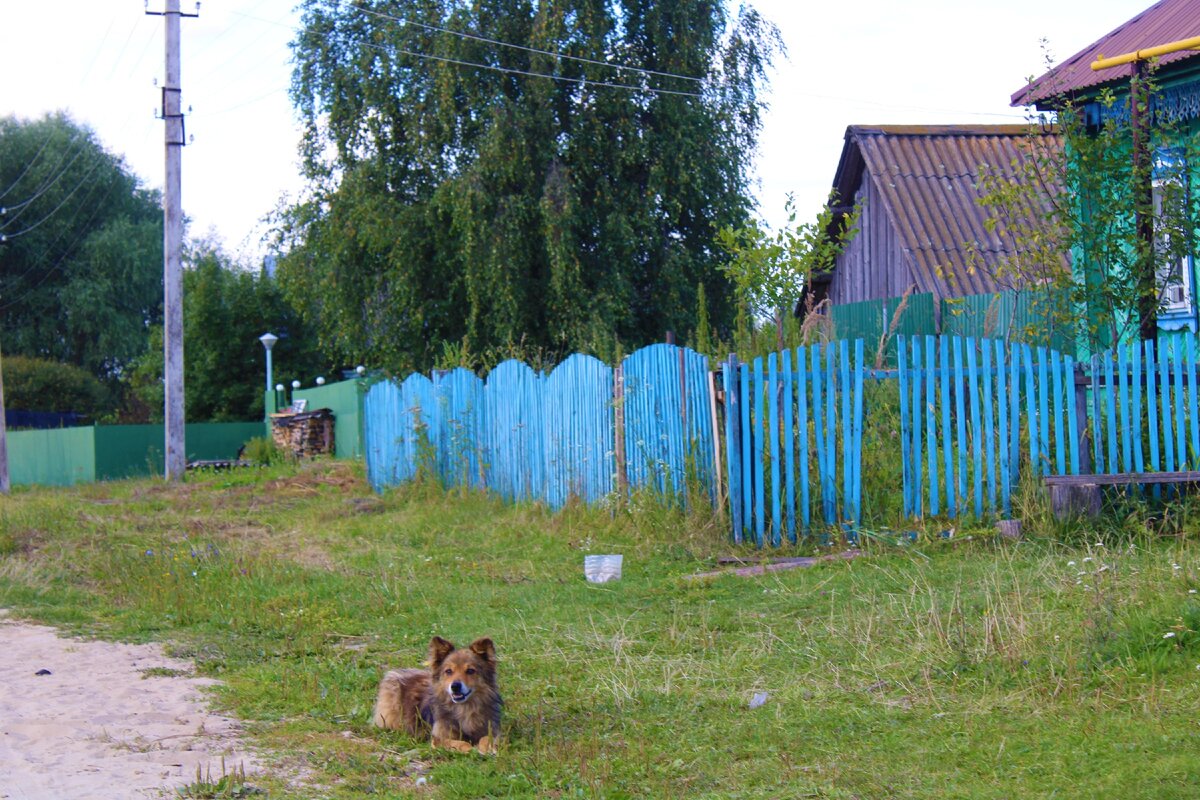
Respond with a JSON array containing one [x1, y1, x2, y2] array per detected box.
[[584, 554, 623, 583]]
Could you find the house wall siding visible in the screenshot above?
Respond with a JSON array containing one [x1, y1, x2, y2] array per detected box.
[[829, 178, 913, 305]]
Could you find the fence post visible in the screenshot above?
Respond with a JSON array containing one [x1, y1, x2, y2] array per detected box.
[[614, 364, 627, 494], [708, 369, 723, 509], [726, 354, 743, 542], [1074, 362, 1093, 476]]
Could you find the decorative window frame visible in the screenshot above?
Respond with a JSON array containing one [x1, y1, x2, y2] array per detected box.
[[1152, 147, 1194, 320]]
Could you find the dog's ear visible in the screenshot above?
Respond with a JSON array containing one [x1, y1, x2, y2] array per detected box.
[[428, 636, 455, 669], [469, 637, 496, 662]]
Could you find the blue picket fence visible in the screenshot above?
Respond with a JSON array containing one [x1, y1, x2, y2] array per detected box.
[[721, 340, 865, 546], [1090, 335, 1200, 480], [365, 334, 1200, 546], [364, 344, 714, 508], [893, 335, 1079, 521]]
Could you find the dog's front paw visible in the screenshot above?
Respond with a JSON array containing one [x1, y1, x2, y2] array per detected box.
[[476, 735, 498, 755], [433, 736, 474, 754]]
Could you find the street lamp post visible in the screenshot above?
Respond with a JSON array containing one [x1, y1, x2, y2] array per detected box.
[[259, 333, 278, 393]]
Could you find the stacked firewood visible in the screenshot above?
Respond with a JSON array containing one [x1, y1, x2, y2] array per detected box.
[[270, 408, 335, 457]]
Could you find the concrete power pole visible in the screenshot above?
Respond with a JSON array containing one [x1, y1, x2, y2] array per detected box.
[[0, 343, 9, 495], [152, 0, 196, 480]]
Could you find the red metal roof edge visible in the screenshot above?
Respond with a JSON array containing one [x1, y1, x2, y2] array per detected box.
[[1012, 0, 1200, 107]]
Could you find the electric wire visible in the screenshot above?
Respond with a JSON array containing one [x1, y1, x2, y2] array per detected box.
[[1, 157, 106, 241], [358, 40, 704, 99], [352, 5, 705, 85], [0, 136, 88, 222], [0, 128, 60, 203], [0, 178, 125, 312]]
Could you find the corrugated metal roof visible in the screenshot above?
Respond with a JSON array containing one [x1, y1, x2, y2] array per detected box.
[[833, 125, 1066, 300], [1013, 0, 1200, 107]]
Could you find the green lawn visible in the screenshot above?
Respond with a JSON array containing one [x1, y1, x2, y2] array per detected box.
[[2, 460, 1199, 798]]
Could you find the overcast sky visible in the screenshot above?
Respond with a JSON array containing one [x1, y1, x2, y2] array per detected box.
[[0, 0, 1150, 265]]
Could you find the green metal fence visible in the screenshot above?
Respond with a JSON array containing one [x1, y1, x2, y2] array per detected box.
[[8, 422, 263, 488], [829, 293, 938, 365], [942, 290, 1075, 355]]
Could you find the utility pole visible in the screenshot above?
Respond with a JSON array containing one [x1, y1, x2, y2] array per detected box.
[[0, 342, 9, 495], [149, 0, 197, 480]]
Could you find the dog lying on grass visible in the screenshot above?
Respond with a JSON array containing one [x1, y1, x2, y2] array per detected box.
[[373, 636, 501, 755]]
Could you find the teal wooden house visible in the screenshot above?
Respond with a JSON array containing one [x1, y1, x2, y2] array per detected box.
[[1013, 0, 1200, 351]]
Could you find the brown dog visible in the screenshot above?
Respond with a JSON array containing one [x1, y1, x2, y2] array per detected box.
[[373, 636, 501, 754]]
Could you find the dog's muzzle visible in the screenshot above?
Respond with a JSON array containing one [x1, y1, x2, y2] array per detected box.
[[449, 682, 473, 704]]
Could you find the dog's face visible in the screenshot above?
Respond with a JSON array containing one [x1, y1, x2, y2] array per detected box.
[[428, 636, 496, 705]]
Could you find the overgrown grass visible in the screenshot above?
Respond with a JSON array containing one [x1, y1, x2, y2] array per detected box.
[[3, 461, 1200, 798]]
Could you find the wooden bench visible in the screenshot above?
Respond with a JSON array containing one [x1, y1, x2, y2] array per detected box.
[[1043, 472, 1200, 518]]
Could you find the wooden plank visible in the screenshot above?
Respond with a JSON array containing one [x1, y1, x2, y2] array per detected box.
[[1036, 347, 1050, 476], [911, 338, 924, 517], [740, 362, 752, 540], [768, 352, 781, 547], [1051, 348, 1066, 475], [709, 369, 723, 510], [852, 339, 865, 528], [685, 550, 863, 580], [897, 336, 912, 518], [798, 346, 811, 533], [1008, 344, 1020, 498], [1024, 346, 1038, 478], [723, 359, 741, 543], [925, 335, 939, 515], [1066, 357, 1080, 475], [954, 336, 967, 508], [1104, 352, 1117, 474], [996, 340, 1011, 516], [753, 356, 765, 547], [982, 340, 997, 512], [1189, 334, 1200, 470], [840, 340, 852, 530], [824, 343, 838, 525], [812, 345, 827, 527], [614, 364, 628, 495], [1160, 340, 1175, 474], [782, 349, 796, 543], [1119, 345, 1132, 473], [1132, 342, 1145, 477], [1146, 340, 1161, 497], [1174, 339, 1186, 474], [1045, 470, 1200, 486], [967, 338, 983, 516], [941, 336, 956, 517]]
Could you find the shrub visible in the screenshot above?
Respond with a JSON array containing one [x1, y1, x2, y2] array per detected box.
[[242, 436, 285, 466], [3, 356, 111, 417]]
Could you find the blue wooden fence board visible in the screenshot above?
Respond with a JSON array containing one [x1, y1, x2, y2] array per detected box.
[[898, 339, 912, 517], [798, 346, 811, 532], [543, 354, 613, 509], [769, 353, 781, 547], [782, 350, 797, 543], [925, 336, 939, 516]]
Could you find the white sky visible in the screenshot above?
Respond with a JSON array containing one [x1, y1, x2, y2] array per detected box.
[[0, 1, 1150, 266]]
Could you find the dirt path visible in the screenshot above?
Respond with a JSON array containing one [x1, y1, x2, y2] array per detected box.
[[0, 612, 259, 799]]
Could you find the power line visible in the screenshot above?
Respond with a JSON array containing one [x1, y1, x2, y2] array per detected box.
[[0, 127, 63, 203], [0, 157, 105, 241], [0, 178, 122, 312], [0, 136, 88, 223], [352, 5, 706, 86], [359, 41, 704, 99]]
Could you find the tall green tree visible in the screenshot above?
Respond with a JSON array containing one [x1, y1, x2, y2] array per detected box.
[[0, 113, 163, 383], [128, 242, 326, 422], [280, 0, 780, 372]]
